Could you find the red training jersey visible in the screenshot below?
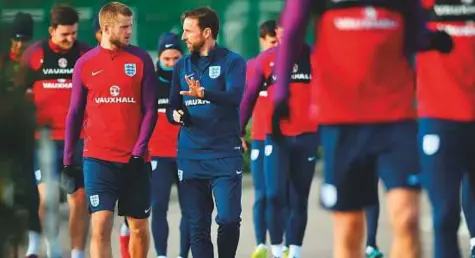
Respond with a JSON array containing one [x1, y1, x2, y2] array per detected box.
[[21, 40, 90, 140], [63, 45, 158, 164], [240, 46, 315, 137], [148, 73, 180, 158], [417, 0, 475, 121], [311, 4, 416, 124], [247, 57, 268, 141]]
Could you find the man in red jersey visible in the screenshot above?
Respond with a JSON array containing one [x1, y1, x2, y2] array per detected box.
[[272, 0, 452, 258], [19, 5, 91, 258], [241, 41, 318, 258], [63, 2, 158, 258], [417, 0, 475, 257]]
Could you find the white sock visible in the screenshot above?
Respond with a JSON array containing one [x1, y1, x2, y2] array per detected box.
[[271, 244, 283, 257], [157, 256, 167, 258], [71, 249, 85, 258], [120, 222, 130, 236], [25, 231, 40, 255], [45, 238, 61, 257], [256, 243, 267, 250], [366, 246, 376, 254], [282, 245, 288, 252], [470, 238, 475, 249], [289, 245, 301, 258]]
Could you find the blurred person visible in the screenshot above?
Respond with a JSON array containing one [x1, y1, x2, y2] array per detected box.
[[417, 0, 475, 257], [19, 5, 91, 258], [168, 6, 246, 258], [241, 30, 318, 258], [5, 12, 42, 258], [258, 20, 279, 51], [0, 12, 37, 258], [2, 12, 33, 78], [272, 0, 452, 258], [64, 2, 158, 258], [243, 19, 281, 258]]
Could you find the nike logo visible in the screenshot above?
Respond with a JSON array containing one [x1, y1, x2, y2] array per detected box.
[[308, 156, 316, 161], [92, 70, 103, 76], [144, 207, 151, 213], [165, 44, 173, 48], [236, 170, 243, 175]]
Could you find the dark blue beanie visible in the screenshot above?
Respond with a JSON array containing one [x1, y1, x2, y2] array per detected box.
[[10, 12, 33, 40], [157, 32, 183, 55]]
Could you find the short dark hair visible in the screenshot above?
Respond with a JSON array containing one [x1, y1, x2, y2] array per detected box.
[[181, 7, 220, 39], [50, 4, 79, 28], [259, 20, 277, 39]]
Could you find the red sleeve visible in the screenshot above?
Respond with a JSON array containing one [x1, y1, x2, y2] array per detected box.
[[239, 51, 269, 134], [17, 41, 42, 89]]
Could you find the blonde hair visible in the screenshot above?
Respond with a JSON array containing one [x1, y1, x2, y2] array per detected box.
[[98, 2, 133, 28]]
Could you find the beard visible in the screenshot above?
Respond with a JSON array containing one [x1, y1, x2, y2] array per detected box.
[[110, 33, 129, 48], [187, 38, 205, 54]]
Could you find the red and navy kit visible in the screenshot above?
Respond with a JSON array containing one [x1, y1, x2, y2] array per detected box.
[[275, 0, 424, 125], [148, 72, 180, 158], [418, 0, 475, 120], [240, 45, 318, 248], [240, 45, 315, 136], [243, 56, 268, 245], [21, 40, 90, 140], [246, 57, 268, 141], [64, 45, 158, 218], [275, 0, 422, 214], [417, 1, 475, 257]]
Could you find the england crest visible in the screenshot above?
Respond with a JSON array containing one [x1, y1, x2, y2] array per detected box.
[[89, 195, 99, 207], [124, 63, 136, 77], [209, 66, 221, 79]]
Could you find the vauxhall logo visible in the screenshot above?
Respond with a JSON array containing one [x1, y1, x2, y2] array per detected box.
[[42, 57, 74, 75]]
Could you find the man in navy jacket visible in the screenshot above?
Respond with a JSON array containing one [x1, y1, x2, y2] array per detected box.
[[168, 6, 246, 258]]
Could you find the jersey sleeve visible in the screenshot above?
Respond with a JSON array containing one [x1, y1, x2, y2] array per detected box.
[[131, 51, 159, 157], [239, 55, 266, 135], [64, 57, 88, 166], [167, 58, 184, 124], [16, 42, 39, 90], [202, 55, 246, 106], [274, 0, 312, 103]]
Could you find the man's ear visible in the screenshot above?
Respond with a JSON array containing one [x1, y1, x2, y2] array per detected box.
[[203, 28, 212, 39]]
